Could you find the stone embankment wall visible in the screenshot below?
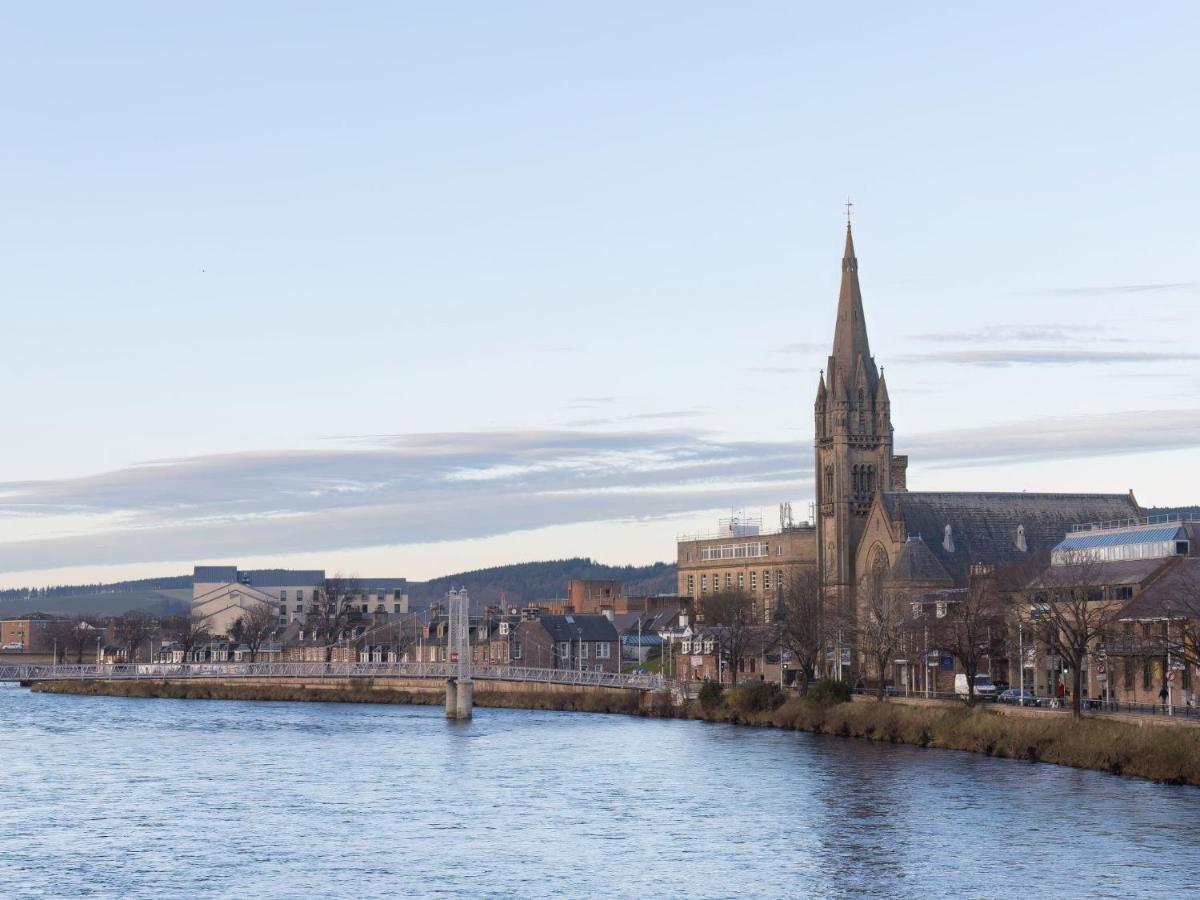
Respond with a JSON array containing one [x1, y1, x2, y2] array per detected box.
[[31, 677, 651, 714]]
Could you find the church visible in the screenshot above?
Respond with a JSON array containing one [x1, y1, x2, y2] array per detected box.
[[813, 224, 1139, 613]]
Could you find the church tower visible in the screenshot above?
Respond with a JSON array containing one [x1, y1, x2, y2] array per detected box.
[[814, 224, 905, 618]]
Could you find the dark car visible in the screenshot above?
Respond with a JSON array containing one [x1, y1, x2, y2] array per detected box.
[[997, 688, 1039, 707]]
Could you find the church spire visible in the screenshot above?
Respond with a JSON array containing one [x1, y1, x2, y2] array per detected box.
[[830, 223, 872, 370]]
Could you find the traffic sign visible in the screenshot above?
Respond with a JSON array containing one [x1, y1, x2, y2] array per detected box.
[[450, 651, 459, 663], [1167, 671, 1176, 683]]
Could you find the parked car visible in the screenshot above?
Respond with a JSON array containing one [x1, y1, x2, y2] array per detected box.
[[954, 673, 998, 700], [1, 642, 24, 651], [997, 688, 1039, 707]]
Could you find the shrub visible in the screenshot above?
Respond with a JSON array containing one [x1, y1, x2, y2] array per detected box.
[[733, 680, 786, 714], [698, 681, 725, 711], [807, 679, 852, 706]]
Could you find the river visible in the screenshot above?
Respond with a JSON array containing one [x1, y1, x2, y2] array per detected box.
[[1, 684, 1197, 898]]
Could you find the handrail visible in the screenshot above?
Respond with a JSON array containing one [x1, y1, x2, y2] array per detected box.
[[0, 661, 664, 691]]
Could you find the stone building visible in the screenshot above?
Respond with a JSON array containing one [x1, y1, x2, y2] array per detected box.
[[676, 516, 817, 623], [810, 225, 1140, 657]]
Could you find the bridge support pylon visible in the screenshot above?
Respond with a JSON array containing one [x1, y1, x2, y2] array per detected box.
[[445, 677, 473, 719]]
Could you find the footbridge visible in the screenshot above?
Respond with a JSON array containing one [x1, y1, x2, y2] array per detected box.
[[0, 661, 665, 693]]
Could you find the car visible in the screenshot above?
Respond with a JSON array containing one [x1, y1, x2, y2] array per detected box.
[[1, 642, 24, 651], [997, 688, 1039, 707]]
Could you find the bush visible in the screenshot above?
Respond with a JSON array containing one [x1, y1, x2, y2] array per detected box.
[[807, 679, 852, 706], [733, 680, 787, 714], [698, 681, 725, 711]]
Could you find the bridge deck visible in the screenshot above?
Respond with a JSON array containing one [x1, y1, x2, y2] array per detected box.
[[0, 661, 664, 691]]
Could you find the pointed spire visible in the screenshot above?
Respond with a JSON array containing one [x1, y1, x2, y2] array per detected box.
[[831, 223, 872, 368], [815, 369, 827, 404], [877, 367, 890, 405]]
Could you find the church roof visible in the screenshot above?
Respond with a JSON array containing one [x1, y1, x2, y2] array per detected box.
[[888, 537, 954, 586], [880, 491, 1140, 584]]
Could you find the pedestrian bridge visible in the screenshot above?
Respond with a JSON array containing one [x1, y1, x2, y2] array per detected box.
[[0, 661, 665, 692]]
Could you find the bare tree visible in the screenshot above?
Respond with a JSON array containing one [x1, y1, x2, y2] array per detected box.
[[47, 616, 95, 664], [700, 590, 758, 685], [307, 575, 362, 651], [110, 611, 156, 663], [1032, 550, 1123, 719], [161, 610, 213, 664], [857, 566, 908, 700], [229, 602, 279, 662], [776, 568, 824, 695], [941, 565, 1011, 705]]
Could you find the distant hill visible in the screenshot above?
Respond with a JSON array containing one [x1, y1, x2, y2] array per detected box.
[[0, 559, 676, 619], [407, 558, 677, 610]]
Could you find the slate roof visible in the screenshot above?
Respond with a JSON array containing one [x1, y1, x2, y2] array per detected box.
[[887, 537, 953, 586], [881, 491, 1140, 585], [192, 565, 326, 588], [1118, 558, 1200, 620], [538, 614, 619, 643]]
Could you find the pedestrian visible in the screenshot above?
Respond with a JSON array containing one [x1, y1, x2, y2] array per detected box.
[[1159, 683, 1169, 709], [1056, 681, 1065, 701]]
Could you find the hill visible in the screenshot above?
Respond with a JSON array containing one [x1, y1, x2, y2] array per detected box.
[[406, 558, 677, 610], [0, 559, 677, 618]]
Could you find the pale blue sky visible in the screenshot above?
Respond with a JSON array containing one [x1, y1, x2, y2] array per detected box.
[[2, 3, 1197, 586]]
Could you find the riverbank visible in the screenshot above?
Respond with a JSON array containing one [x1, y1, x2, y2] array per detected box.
[[31, 678, 1200, 785]]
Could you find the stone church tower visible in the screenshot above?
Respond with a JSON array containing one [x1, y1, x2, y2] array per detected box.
[[814, 224, 907, 615]]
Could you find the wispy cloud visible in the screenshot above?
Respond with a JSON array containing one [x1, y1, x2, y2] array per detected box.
[[1043, 282, 1198, 297], [895, 349, 1200, 367], [2, 408, 1197, 575], [909, 323, 1106, 344]]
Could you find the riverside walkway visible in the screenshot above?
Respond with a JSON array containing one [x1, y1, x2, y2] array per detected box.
[[0, 660, 665, 691]]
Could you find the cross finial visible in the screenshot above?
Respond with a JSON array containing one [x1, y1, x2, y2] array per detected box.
[[844, 197, 854, 225]]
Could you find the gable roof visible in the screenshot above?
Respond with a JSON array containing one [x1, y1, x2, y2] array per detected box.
[[881, 491, 1140, 585], [887, 537, 953, 586], [1118, 558, 1200, 620], [538, 614, 619, 643]]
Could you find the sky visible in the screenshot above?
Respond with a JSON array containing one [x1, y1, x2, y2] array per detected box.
[[1, 3, 1198, 587]]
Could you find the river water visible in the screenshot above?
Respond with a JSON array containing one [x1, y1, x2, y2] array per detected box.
[[1, 684, 1197, 899]]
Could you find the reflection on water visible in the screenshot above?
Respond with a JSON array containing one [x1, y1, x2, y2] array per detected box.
[[1, 684, 1196, 898]]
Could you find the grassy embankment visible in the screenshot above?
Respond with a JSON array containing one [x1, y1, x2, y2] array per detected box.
[[31, 679, 1200, 785]]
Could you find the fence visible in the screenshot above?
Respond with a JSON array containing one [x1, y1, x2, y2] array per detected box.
[[0, 661, 664, 691]]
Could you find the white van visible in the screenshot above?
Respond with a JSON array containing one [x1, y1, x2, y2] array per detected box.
[[954, 673, 997, 700]]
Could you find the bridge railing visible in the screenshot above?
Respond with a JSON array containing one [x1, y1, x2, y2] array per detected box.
[[0, 661, 664, 692]]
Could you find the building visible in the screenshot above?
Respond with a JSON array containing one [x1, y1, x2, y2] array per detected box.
[[672, 626, 784, 685], [517, 614, 620, 673], [567, 580, 622, 613], [0, 615, 56, 653], [808, 225, 1140, 672], [677, 514, 817, 622], [191, 565, 409, 635]]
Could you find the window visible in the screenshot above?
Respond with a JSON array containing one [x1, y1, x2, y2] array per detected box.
[[1113, 586, 1133, 601], [725, 573, 732, 589], [594, 665, 604, 672], [687, 575, 695, 594], [703, 641, 714, 654], [597, 643, 610, 659], [750, 571, 757, 591], [559, 641, 571, 659], [361, 604, 369, 613], [297, 591, 304, 602], [294, 604, 303, 613], [824, 466, 834, 498], [700, 575, 707, 593], [393, 603, 402, 613], [280, 590, 288, 601], [512, 642, 522, 660], [737, 572, 744, 589], [1143, 657, 1152, 691], [763, 571, 770, 591], [681, 641, 691, 653], [580, 642, 589, 659]]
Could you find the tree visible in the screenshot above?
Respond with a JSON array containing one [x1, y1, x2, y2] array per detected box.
[[940, 565, 1011, 705], [229, 602, 278, 662], [307, 576, 362, 651], [700, 590, 758, 685], [857, 564, 908, 701], [161, 610, 213, 664], [47, 616, 95, 664], [110, 611, 156, 664], [777, 568, 824, 695], [1032, 550, 1123, 719]]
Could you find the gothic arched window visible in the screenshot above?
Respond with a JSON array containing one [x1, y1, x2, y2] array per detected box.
[[824, 465, 834, 498]]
